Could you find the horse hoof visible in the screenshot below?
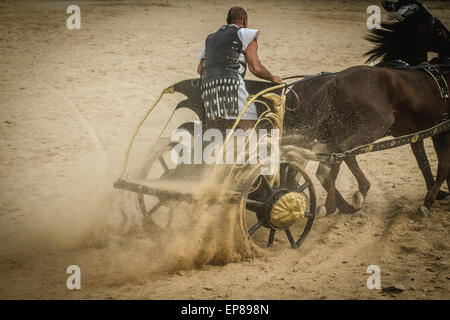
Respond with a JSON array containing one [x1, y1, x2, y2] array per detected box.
[[352, 191, 364, 209], [316, 205, 327, 219], [418, 206, 430, 218]]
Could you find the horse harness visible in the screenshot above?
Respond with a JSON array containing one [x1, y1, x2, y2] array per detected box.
[[419, 62, 449, 121], [382, 60, 449, 121]]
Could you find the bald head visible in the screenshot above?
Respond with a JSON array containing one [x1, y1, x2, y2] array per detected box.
[[227, 6, 248, 27]]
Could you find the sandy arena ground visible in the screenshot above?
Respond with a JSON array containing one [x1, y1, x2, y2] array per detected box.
[[0, 0, 449, 299]]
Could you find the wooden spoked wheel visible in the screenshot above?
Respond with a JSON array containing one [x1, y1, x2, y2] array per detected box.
[[239, 161, 316, 249], [135, 139, 180, 231]]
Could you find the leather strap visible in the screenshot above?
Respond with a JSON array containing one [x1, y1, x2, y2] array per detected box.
[[420, 62, 449, 121]]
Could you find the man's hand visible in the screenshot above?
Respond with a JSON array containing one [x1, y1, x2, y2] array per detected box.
[[246, 40, 280, 83], [271, 75, 283, 83]]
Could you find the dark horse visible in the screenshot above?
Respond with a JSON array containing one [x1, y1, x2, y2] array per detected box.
[[366, 0, 450, 202], [284, 0, 450, 216]]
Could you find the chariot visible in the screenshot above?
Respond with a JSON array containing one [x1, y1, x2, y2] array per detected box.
[[114, 78, 318, 249]]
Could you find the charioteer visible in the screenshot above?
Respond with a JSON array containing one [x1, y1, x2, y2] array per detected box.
[[196, 6, 282, 131]]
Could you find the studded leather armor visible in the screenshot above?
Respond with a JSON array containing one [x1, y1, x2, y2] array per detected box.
[[201, 25, 246, 120]]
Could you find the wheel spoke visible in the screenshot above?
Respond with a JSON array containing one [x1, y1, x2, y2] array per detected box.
[[285, 228, 298, 249], [279, 163, 288, 186], [280, 164, 300, 190], [267, 229, 276, 247], [147, 200, 163, 216], [248, 220, 264, 236], [260, 175, 274, 196], [246, 199, 265, 212], [304, 212, 314, 218], [158, 156, 169, 172], [297, 181, 310, 193]]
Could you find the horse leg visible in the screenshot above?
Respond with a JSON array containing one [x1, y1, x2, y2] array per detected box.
[[420, 132, 450, 215], [411, 140, 434, 189], [316, 163, 358, 216], [421, 165, 446, 215], [324, 163, 341, 216], [344, 156, 370, 209], [410, 139, 449, 200]]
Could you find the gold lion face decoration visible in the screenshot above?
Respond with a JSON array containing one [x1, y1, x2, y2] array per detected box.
[[270, 192, 307, 228]]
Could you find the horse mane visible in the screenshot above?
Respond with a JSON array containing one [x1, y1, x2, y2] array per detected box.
[[364, 7, 430, 64]]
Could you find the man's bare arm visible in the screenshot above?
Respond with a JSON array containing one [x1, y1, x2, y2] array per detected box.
[[246, 40, 282, 83], [197, 59, 205, 75]]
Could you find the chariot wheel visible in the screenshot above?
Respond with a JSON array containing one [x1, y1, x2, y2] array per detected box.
[[135, 138, 177, 231], [238, 161, 316, 249], [135, 122, 198, 231]]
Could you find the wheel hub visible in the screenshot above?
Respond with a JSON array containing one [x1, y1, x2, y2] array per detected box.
[[269, 191, 307, 228]]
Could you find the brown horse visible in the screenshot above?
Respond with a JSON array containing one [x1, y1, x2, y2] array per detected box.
[[284, 0, 450, 216], [366, 0, 450, 201]]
